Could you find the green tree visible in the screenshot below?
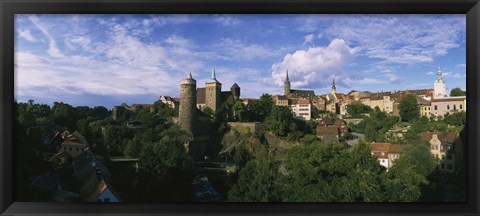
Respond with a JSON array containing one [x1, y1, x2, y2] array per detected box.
[[346, 101, 372, 118], [228, 153, 280, 202], [399, 94, 420, 122], [249, 94, 273, 122], [450, 88, 466, 96], [232, 100, 247, 122], [444, 111, 466, 126]]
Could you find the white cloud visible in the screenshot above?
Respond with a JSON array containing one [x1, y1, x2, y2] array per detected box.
[[456, 63, 466, 68], [271, 38, 358, 88], [303, 34, 315, 45], [452, 73, 466, 78], [28, 15, 65, 58], [17, 29, 37, 42], [213, 15, 240, 27], [425, 71, 434, 75], [323, 15, 465, 64]]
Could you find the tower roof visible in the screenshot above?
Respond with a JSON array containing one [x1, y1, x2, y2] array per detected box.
[[181, 72, 196, 84], [436, 67, 445, 83], [207, 67, 221, 84], [285, 69, 290, 82], [231, 83, 240, 88]]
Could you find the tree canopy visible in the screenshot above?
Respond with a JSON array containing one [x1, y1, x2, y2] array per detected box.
[[399, 94, 420, 122]]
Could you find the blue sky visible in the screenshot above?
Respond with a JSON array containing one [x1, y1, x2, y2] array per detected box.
[[14, 14, 466, 108]]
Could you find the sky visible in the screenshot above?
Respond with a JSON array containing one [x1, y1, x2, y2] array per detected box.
[[14, 14, 466, 108]]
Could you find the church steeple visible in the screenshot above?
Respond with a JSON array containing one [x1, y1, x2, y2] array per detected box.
[[436, 66, 444, 83], [212, 66, 217, 80], [284, 69, 291, 96], [331, 77, 336, 94]]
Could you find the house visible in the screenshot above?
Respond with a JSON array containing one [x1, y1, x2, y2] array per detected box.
[[369, 143, 406, 169], [316, 119, 349, 140], [159, 95, 180, 110], [73, 151, 111, 183], [272, 95, 289, 107], [289, 98, 311, 120], [430, 96, 466, 117], [421, 132, 464, 173], [50, 131, 89, 164], [417, 96, 432, 117], [79, 169, 121, 202]]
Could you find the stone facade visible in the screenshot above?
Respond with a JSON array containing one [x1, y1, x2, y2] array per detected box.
[[179, 73, 197, 136]]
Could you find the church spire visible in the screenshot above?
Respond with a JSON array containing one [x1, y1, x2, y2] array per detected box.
[[212, 66, 217, 80], [286, 69, 290, 81], [188, 71, 192, 79], [332, 77, 336, 94], [437, 66, 443, 81]]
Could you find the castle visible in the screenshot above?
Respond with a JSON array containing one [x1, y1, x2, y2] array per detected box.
[[179, 70, 241, 159]]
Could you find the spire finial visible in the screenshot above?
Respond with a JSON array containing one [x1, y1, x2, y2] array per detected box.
[[188, 71, 192, 79], [212, 66, 217, 80], [286, 69, 290, 81]]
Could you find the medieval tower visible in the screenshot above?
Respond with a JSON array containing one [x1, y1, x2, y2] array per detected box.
[[179, 72, 197, 135], [205, 68, 222, 111], [231, 83, 240, 100], [434, 67, 446, 98], [284, 70, 291, 95]]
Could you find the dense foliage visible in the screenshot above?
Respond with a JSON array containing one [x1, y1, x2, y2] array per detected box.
[[399, 94, 420, 122]]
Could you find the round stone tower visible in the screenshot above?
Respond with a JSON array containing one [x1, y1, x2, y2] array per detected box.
[[179, 72, 197, 134], [231, 83, 240, 100]]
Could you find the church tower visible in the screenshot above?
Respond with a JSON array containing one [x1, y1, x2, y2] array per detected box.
[[205, 67, 222, 111], [284, 70, 291, 96], [433, 67, 446, 98], [331, 77, 336, 95], [179, 72, 196, 135]]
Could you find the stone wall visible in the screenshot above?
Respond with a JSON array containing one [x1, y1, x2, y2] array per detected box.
[[227, 122, 264, 134]]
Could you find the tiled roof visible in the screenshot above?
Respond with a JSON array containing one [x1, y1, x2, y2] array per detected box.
[[291, 98, 310, 105], [369, 143, 405, 159], [431, 96, 466, 102], [290, 89, 315, 99], [420, 132, 459, 144]]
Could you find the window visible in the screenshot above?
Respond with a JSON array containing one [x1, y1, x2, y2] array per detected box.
[[447, 105, 450, 110], [434, 105, 437, 110], [381, 152, 385, 156], [435, 145, 438, 150], [453, 105, 456, 110], [440, 145, 443, 150], [381, 159, 385, 163], [76, 147, 79, 151], [441, 154, 445, 160], [460, 104, 463, 109], [441, 163, 445, 169]]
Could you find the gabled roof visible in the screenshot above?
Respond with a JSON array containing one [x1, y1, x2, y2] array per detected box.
[[73, 151, 111, 183], [291, 98, 310, 105], [420, 132, 459, 144], [289, 89, 315, 99], [231, 83, 240, 89]]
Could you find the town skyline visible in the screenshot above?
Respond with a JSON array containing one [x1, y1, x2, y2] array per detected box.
[[14, 14, 466, 108]]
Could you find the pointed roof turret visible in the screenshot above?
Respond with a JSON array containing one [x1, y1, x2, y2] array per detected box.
[[181, 71, 196, 84], [207, 66, 221, 84], [436, 66, 444, 83], [188, 71, 192, 79], [286, 69, 290, 81]]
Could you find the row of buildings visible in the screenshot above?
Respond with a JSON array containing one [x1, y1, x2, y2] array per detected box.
[[368, 131, 464, 174], [270, 68, 466, 121]]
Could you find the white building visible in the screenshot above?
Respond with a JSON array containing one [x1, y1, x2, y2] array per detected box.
[[289, 98, 311, 120], [433, 67, 447, 98]]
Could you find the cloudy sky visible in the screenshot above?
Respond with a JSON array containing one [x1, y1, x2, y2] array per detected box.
[[14, 14, 466, 108]]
